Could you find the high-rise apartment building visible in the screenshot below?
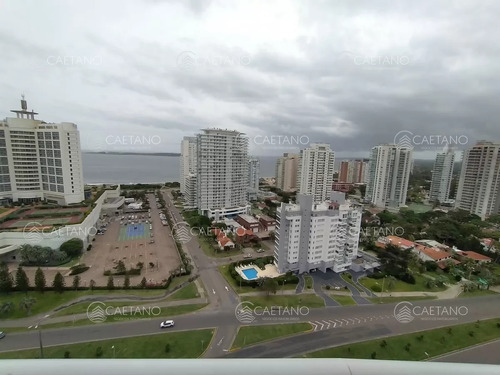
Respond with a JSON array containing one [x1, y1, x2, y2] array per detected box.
[[0, 97, 84, 205], [195, 129, 250, 220], [180, 136, 197, 195], [365, 144, 413, 209], [455, 141, 500, 220], [275, 153, 299, 192], [248, 157, 260, 201], [297, 144, 335, 202], [338, 159, 369, 183], [274, 192, 362, 274], [429, 148, 455, 203]]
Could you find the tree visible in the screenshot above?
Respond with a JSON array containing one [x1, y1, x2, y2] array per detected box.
[[52, 272, 65, 293], [139, 277, 147, 288], [115, 260, 126, 274], [34, 267, 46, 293], [15, 266, 30, 294], [72, 275, 81, 290], [124, 274, 130, 289], [259, 277, 279, 296], [0, 301, 14, 316], [107, 275, 115, 290], [18, 296, 36, 315], [59, 238, 84, 258], [89, 279, 96, 293], [0, 262, 13, 293], [386, 276, 397, 292]]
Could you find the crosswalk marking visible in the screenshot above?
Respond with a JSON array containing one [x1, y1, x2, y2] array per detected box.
[[308, 314, 394, 332]]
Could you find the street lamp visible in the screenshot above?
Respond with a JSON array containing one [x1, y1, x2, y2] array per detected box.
[[27, 314, 50, 359], [111, 345, 116, 358]]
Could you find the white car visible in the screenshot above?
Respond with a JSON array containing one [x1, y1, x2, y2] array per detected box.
[[160, 320, 174, 328], [0, 331, 5, 339]]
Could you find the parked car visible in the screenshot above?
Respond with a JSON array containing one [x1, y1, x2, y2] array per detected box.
[[0, 331, 5, 339], [160, 320, 174, 328], [244, 254, 252, 259]]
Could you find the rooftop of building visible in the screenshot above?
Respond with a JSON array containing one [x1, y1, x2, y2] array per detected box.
[[237, 214, 259, 223], [456, 250, 492, 262], [414, 244, 451, 261]]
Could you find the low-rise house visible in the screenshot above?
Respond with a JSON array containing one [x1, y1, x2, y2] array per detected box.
[[257, 214, 276, 231], [212, 228, 235, 250], [456, 250, 492, 264], [413, 244, 452, 263], [376, 235, 415, 250]]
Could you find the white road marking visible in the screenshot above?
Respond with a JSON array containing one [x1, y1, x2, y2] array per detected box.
[[328, 320, 337, 327], [212, 289, 216, 294], [225, 286, 229, 291], [217, 337, 224, 346], [342, 319, 349, 325], [324, 321, 331, 329], [315, 321, 324, 330], [310, 322, 318, 331]]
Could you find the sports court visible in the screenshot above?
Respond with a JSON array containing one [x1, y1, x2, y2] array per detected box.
[[118, 223, 151, 241]]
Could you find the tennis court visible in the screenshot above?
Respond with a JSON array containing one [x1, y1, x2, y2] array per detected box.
[[118, 223, 151, 241], [4, 217, 73, 229]]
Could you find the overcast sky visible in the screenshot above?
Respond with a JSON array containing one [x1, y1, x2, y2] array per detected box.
[[1, 0, 499, 158]]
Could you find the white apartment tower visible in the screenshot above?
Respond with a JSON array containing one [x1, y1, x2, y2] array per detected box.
[[180, 136, 197, 194], [455, 141, 500, 220], [275, 153, 299, 192], [248, 157, 260, 201], [365, 144, 413, 209], [0, 97, 84, 205], [297, 144, 335, 202], [274, 192, 362, 274], [429, 148, 455, 203], [196, 129, 250, 220]]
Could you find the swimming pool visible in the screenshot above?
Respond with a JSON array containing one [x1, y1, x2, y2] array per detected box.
[[242, 268, 259, 280]]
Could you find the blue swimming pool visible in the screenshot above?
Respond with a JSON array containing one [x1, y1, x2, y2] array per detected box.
[[242, 268, 259, 280]]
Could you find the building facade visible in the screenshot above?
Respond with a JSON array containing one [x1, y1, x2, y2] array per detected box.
[[180, 136, 197, 195], [0, 97, 84, 205], [455, 141, 500, 220], [429, 148, 455, 203], [275, 153, 299, 192], [297, 144, 335, 202], [338, 159, 369, 183], [365, 144, 413, 210], [274, 192, 362, 274], [248, 157, 260, 201], [196, 129, 250, 220]]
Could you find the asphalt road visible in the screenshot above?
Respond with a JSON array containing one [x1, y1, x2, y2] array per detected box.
[[1, 295, 499, 358]]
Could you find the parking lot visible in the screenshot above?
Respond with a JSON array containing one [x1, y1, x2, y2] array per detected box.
[[78, 194, 181, 287]]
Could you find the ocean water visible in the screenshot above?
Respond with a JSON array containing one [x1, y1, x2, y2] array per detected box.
[[82, 153, 278, 184]]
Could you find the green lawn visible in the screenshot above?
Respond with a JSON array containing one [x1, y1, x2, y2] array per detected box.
[[304, 276, 313, 290], [166, 282, 200, 301], [340, 273, 364, 293], [458, 289, 499, 298], [0, 207, 10, 215], [301, 318, 500, 360], [359, 274, 447, 293], [232, 323, 312, 349], [368, 296, 437, 304], [331, 295, 356, 306], [0, 329, 214, 359], [241, 294, 325, 309], [0, 289, 167, 320], [406, 203, 432, 213], [4, 304, 208, 334]]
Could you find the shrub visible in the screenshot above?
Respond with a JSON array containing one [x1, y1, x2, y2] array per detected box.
[[416, 335, 424, 342], [103, 270, 111, 276], [371, 351, 376, 359], [60, 238, 84, 258], [69, 264, 90, 276], [371, 285, 382, 293], [496, 323, 500, 328], [64, 351, 70, 358], [165, 344, 170, 353], [87, 245, 92, 251], [404, 343, 411, 352], [95, 346, 103, 358], [469, 331, 475, 337], [380, 340, 387, 348], [325, 285, 331, 290]]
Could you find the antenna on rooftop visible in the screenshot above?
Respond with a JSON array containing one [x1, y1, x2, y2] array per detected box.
[[21, 94, 27, 110]]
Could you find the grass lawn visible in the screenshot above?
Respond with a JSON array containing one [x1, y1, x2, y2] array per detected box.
[[458, 289, 499, 298], [304, 276, 313, 290], [232, 323, 312, 349], [0, 329, 214, 359], [241, 294, 325, 309], [4, 304, 208, 333], [340, 273, 364, 293], [359, 274, 447, 293], [199, 236, 242, 258], [0, 289, 167, 320], [331, 295, 356, 306], [368, 296, 437, 304], [166, 282, 200, 301], [0, 207, 10, 215], [300, 318, 500, 360]]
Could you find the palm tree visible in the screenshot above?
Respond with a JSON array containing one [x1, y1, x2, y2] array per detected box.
[[0, 302, 14, 316], [18, 296, 36, 316]]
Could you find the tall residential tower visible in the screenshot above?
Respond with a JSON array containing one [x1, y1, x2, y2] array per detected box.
[[429, 148, 455, 204], [297, 143, 335, 202], [275, 153, 299, 192]]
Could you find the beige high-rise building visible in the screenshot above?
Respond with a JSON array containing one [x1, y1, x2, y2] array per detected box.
[[455, 141, 500, 220], [297, 144, 335, 202], [275, 153, 299, 192]]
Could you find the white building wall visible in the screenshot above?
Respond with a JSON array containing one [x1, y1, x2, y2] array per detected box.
[[297, 144, 335, 202]]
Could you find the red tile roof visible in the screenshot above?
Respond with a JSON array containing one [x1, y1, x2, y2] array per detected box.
[[386, 236, 415, 249], [437, 259, 461, 269], [460, 251, 492, 262], [415, 244, 451, 261]]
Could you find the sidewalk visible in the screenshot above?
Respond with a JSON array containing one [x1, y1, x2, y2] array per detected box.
[[371, 283, 463, 300], [0, 297, 208, 328]]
